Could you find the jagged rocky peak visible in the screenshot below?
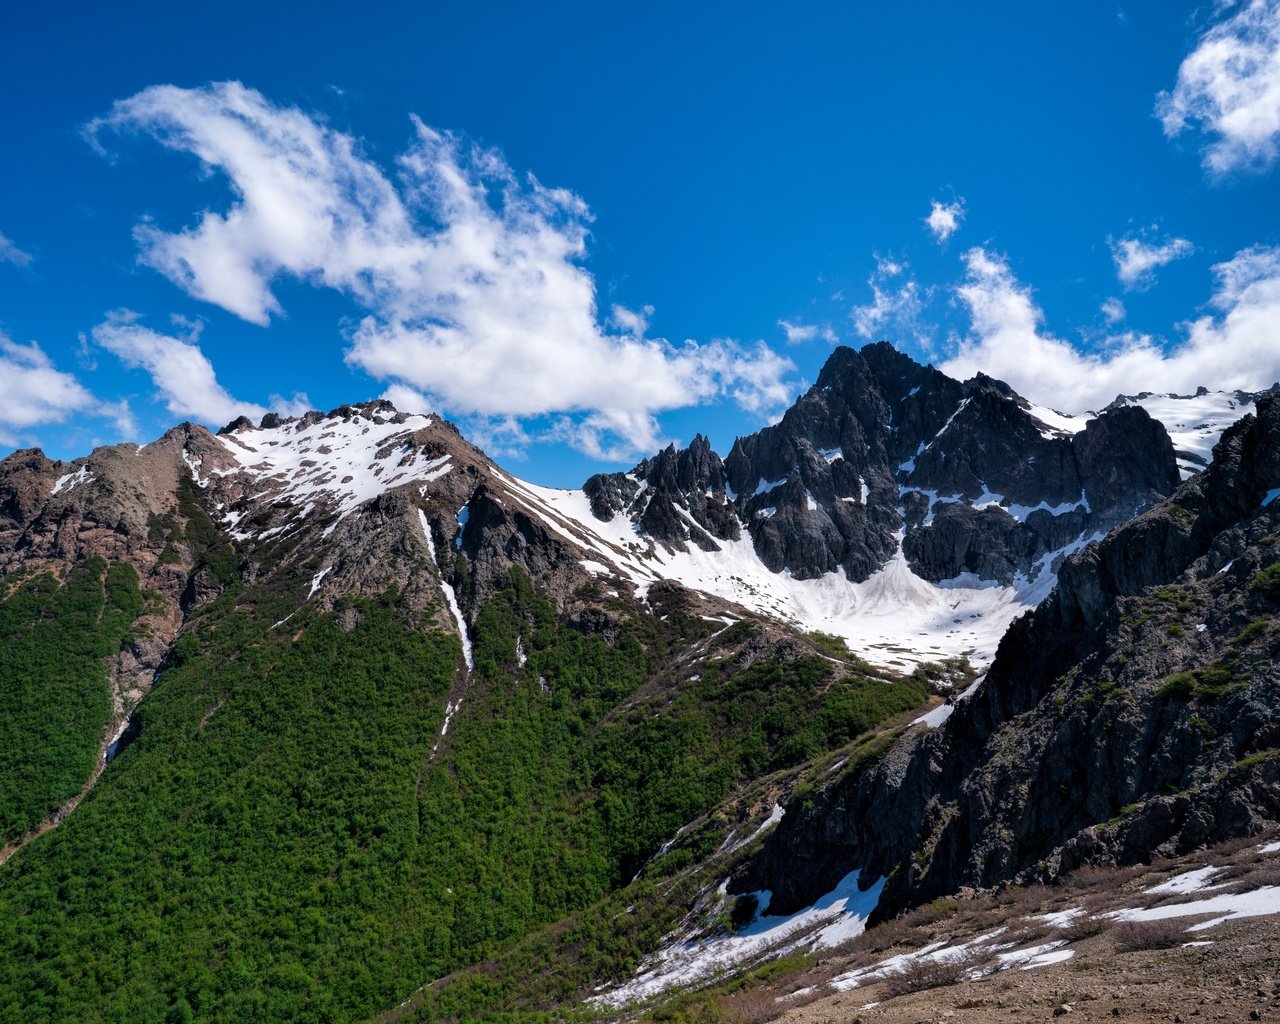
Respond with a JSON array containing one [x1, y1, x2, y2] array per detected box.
[[580, 342, 1184, 588]]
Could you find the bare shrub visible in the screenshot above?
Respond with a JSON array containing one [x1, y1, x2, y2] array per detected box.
[[1215, 866, 1280, 892], [833, 917, 927, 957], [1058, 913, 1108, 942], [1060, 861, 1146, 891], [1110, 918, 1187, 951], [879, 947, 990, 998], [1078, 889, 1125, 916], [1003, 919, 1056, 945], [724, 984, 808, 1023]]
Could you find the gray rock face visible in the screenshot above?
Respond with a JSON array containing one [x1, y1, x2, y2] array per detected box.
[[736, 393, 1280, 922], [585, 342, 1181, 586]]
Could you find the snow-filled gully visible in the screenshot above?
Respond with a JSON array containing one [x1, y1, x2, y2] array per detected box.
[[417, 508, 474, 758]]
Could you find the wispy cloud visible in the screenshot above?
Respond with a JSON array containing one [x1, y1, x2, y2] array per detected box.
[[1157, 0, 1280, 175], [925, 198, 964, 242], [851, 256, 929, 345], [777, 319, 837, 345], [1101, 296, 1127, 323], [0, 332, 127, 447], [0, 231, 33, 268], [88, 81, 796, 460], [91, 311, 306, 427], [942, 245, 1280, 411], [1110, 233, 1194, 289]]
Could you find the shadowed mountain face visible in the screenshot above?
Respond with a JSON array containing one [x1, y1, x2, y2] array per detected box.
[[586, 341, 1180, 587]]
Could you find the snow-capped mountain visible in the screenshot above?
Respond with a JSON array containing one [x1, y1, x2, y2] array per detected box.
[[9, 344, 1211, 673]]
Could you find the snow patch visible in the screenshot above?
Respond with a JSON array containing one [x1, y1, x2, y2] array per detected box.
[[1112, 885, 1280, 931], [1025, 402, 1088, 438], [51, 465, 94, 496], [308, 566, 333, 599], [1143, 865, 1226, 895], [592, 870, 884, 1008]]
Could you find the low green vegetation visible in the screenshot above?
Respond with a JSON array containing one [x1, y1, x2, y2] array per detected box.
[[1157, 663, 1238, 701], [1251, 562, 1280, 601], [0, 557, 143, 844], [0, 558, 930, 1024]]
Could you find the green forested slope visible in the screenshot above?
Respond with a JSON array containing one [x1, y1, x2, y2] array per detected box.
[[0, 562, 928, 1024], [0, 557, 143, 845]]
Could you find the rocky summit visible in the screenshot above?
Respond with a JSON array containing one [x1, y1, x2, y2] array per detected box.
[[1, 342, 1278, 1024]]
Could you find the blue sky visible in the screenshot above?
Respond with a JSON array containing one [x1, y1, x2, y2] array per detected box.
[[2, 1, 1279, 486]]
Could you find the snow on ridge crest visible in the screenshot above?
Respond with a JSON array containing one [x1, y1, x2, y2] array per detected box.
[[209, 406, 442, 539]]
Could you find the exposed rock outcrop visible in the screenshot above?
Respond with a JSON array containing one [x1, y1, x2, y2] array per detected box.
[[737, 393, 1280, 921]]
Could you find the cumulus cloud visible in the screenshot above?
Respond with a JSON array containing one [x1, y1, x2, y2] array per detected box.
[[88, 82, 796, 459], [1157, 0, 1280, 175], [925, 199, 965, 242], [941, 245, 1280, 412], [0, 231, 32, 268], [851, 256, 929, 344], [91, 312, 270, 426], [777, 319, 837, 345], [0, 332, 128, 446], [1110, 234, 1194, 288]]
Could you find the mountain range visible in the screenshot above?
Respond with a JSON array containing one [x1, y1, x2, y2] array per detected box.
[[0, 342, 1276, 1024]]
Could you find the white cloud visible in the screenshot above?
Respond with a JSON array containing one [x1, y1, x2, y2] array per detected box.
[[778, 319, 837, 345], [851, 256, 929, 343], [88, 82, 795, 460], [611, 303, 654, 337], [379, 383, 434, 415], [0, 231, 33, 267], [0, 334, 98, 437], [1110, 234, 1194, 288], [1157, 0, 1280, 175], [941, 245, 1280, 411], [91, 312, 268, 426], [1101, 296, 1127, 323], [925, 198, 965, 242]]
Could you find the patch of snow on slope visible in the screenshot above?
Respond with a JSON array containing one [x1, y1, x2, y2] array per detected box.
[[1112, 886, 1280, 931], [499, 469, 1102, 670], [215, 411, 435, 537], [724, 802, 786, 855], [51, 465, 93, 495], [1025, 402, 1088, 438], [592, 870, 884, 1008], [308, 566, 332, 599], [1144, 866, 1226, 896], [912, 672, 985, 729]]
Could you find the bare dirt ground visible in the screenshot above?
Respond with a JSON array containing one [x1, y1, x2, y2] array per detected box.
[[688, 834, 1280, 1024], [780, 915, 1278, 1024]]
